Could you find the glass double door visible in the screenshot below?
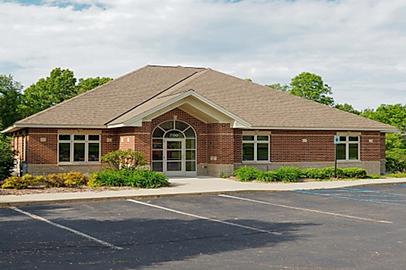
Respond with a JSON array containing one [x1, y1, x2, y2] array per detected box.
[[165, 139, 184, 174]]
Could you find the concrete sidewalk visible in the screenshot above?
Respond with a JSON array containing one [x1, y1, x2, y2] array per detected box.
[[1, 176, 406, 207]]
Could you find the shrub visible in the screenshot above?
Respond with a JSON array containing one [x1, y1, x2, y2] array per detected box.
[[301, 168, 323, 179], [343, 168, 367, 178], [386, 172, 406, 178], [101, 149, 147, 171], [91, 169, 170, 188], [1, 174, 38, 189], [234, 166, 259, 182], [386, 149, 406, 173], [277, 167, 302, 182], [0, 134, 17, 181], [220, 173, 229, 178], [47, 174, 65, 187], [320, 167, 343, 179], [257, 171, 279, 182]]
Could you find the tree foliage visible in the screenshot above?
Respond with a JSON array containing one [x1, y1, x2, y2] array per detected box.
[[289, 72, 334, 106], [20, 68, 113, 117], [265, 83, 289, 92], [361, 104, 406, 133], [0, 134, 17, 181], [334, 103, 361, 115], [0, 75, 23, 130]]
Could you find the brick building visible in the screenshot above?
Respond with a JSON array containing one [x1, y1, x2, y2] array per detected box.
[[3, 65, 397, 177]]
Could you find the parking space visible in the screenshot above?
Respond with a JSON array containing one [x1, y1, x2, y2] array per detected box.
[[1, 184, 406, 269]]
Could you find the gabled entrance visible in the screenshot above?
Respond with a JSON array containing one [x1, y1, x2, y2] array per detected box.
[[152, 120, 197, 176]]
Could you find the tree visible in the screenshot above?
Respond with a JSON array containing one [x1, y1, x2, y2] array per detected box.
[[361, 104, 406, 133], [0, 74, 23, 130], [334, 103, 361, 115], [265, 83, 290, 92], [76, 77, 113, 95], [0, 134, 16, 181], [289, 72, 334, 106], [21, 68, 77, 117], [20, 68, 113, 117]]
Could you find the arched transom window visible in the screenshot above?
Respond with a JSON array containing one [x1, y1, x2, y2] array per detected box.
[[152, 120, 196, 174]]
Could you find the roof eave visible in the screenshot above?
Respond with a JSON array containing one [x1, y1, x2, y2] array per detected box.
[[2, 124, 108, 133], [249, 126, 399, 133]]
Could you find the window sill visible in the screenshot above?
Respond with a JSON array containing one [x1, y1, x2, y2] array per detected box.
[[58, 162, 101, 165], [242, 161, 271, 164], [337, 160, 361, 162]]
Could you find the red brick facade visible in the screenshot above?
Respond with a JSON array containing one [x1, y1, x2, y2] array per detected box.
[[10, 108, 386, 176]]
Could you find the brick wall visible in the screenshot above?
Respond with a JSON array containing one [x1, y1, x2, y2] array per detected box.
[[26, 128, 58, 164], [207, 123, 234, 164], [360, 131, 381, 161]]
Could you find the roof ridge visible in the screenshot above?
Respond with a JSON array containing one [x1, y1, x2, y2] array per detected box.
[[104, 69, 205, 125]]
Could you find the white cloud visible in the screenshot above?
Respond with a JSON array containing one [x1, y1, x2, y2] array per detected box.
[[0, 0, 405, 110]]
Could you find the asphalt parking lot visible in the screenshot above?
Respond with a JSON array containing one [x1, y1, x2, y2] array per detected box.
[[1, 184, 406, 270]]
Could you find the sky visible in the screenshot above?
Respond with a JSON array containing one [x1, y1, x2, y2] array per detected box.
[[1, 0, 405, 111]]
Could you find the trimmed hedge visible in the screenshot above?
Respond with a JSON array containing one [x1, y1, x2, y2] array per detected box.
[[91, 169, 170, 188], [234, 166, 370, 182]]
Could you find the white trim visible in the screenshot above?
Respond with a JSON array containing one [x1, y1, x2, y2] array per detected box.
[[249, 126, 398, 133], [113, 91, 252, 129]]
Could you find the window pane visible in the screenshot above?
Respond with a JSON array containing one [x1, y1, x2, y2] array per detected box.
[[186, 150, 195, 160], [167, 150, 181, 160], [152, 128, 165, 138], [337, 144, 346, 160], [74, 143, 85, 162], [167, 162, 181, 171], [59, 143, 70, 162], [186, 161, 196, 171], [257, 143, 269, 161], [257, 135, 269, 141], [74, 135, 85, 141], [175, 121, 188, 131], [152, 162, 163, 172], [59, 134, 70, 141], [167, 141, 181, 149], [339, 136, 346, 142], [243, 135, 254, 141], [349, 136, 359, 142], [165, 131, 184, 138], [243, 143, 254, 161], [184, 127, 196, 138], [152, 150, 163, 160], [160, 121, 173, 130], [89, 135, 100, 141], [88, 143, 100, 161], [349, 144, 359, 160], [153, 139, 163, 149], [186, 139, 196, 149]]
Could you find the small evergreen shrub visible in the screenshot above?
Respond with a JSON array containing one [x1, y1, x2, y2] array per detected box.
[[234, 166, 259, 182], [343, 168, 367, 178], [220, 173, 229, 178], [101, 149, 147, 170], [257, 171, 279, 182], [277, 167, 302, 182]]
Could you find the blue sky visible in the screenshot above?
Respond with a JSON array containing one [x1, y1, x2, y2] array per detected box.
[[1, 0, 405, 110]]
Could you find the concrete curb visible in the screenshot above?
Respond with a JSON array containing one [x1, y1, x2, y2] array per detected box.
[[1, 177, 405, 207]]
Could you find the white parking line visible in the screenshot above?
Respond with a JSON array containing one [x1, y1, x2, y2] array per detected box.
[[219, 194, 393, 224], [11, 207, 123, 250], [127, 199, 282, 235]]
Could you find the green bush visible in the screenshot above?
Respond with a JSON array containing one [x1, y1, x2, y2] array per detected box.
[[301, 168, 323, 179], [386, 172, 406, 178], [234, 166, 259, 182], [343, 168, 367, 178], [91, 169, 170, 188], [319, 167, 343, 179], [101, 149, 147, 171], [257, 171, 279, 182], [386, 149, 406, 173], [0, 134, 17, 181], [277, 167, 302, 182]]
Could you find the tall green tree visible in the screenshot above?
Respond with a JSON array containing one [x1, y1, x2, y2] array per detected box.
[[21, 68, 77, 117], [334, 103, 361, 115], [20, 68, 113, 117], [361, 104, 406, 133], [265, 83, 290, 92], [289, 72, 334, 106], [76, 77, 113, 94], [0, 74, 23, 130]]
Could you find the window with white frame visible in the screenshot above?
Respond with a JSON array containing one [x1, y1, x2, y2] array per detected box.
[[242, 135, 269, 162], [336, 136, 359, 160], [58, 134, 101, 163]]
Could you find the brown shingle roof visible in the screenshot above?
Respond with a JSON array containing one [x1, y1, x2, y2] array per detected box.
[[12, 65, 396, 132]]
